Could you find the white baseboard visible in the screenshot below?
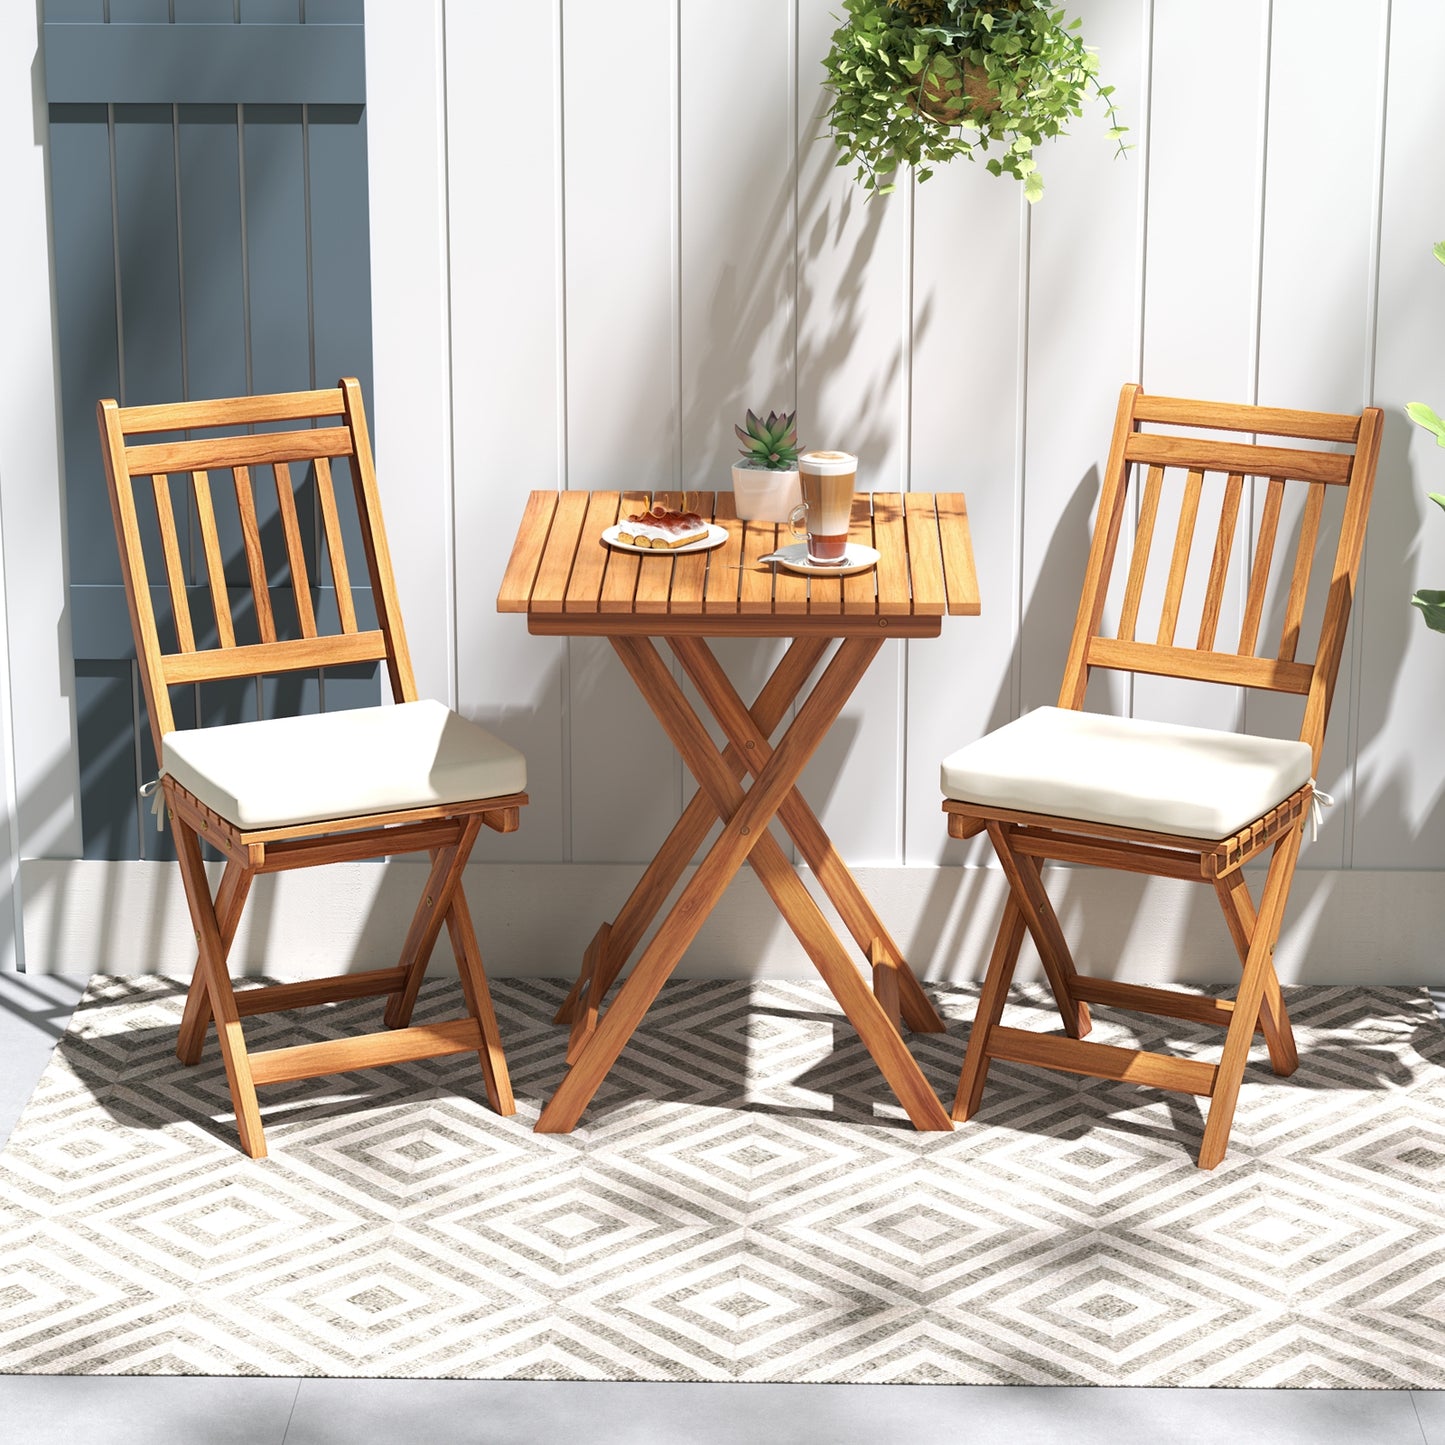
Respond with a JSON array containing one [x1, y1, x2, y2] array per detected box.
[[15, 857, 1442, 986]]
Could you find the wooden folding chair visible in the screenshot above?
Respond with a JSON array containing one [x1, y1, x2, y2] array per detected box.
[[941, 384, 1382, 1168], [98, 379, 526, 1158]]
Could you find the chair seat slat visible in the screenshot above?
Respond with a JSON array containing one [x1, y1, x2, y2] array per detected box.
[[150, 473, 195, 652], [1197, 473, 1243, 650], [1117, 465, 1162, 642], [1238, 478, 1285, 656], [191, 470, 236, 648]]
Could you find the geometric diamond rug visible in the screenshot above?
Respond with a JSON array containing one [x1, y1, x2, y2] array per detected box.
[[2, 975, 1442, 1385]]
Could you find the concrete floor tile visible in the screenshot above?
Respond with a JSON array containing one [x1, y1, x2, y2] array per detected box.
[[0, 974, 86, 1145], [281, 1380, 1429, 1445], [1413, 1391, 1445, 1445], [0, 1376, 300, 1445]]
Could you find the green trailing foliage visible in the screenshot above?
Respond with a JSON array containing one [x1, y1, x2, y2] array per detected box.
[[821, 0, 1127, 200], [1407, 242, 1445, 633], [734, 409, 801, 470]]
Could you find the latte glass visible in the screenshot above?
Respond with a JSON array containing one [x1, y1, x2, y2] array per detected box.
[[789, 450, 857, 564]]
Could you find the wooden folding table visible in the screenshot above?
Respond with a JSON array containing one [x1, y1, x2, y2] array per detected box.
[[497, 489, 979, 1133]]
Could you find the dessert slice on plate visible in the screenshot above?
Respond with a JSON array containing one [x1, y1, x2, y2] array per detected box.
[[615, 505, 710, 549]]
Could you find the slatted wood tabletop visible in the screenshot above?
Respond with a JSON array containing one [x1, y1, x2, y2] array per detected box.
[[498, 490, 979, 635]]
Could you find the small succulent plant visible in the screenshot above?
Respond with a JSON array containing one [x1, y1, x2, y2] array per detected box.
[[734, 409, 801, 471]]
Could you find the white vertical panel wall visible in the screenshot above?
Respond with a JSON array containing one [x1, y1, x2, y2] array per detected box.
[[0, 0, 1440, 980], [399, 0, 1445, 887]]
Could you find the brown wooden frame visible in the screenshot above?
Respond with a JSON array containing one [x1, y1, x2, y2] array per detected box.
[[496, 489, 979, 1132], [98, 380, 525, 1157], [945, 384, 1383, 1169]]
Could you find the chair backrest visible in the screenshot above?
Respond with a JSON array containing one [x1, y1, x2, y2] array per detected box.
[[97, 378, 417, 754], [1059, 384, 1383, 771]]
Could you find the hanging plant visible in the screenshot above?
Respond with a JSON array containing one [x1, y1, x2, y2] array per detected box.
[[821, 0, 1128, 200]]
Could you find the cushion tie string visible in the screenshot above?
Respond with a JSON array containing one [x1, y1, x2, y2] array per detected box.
[[1308, 782, 1334, 843], [139, 776, 167, 833]]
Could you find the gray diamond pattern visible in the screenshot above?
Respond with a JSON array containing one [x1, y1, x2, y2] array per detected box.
[[0, 975, 1442, 1383]]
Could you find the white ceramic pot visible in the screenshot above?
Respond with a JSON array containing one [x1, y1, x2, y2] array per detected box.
[[732, 463, 802, 523]]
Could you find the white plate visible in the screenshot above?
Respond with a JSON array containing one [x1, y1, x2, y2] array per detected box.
[[602, 522, 728, 555], [769, 542, 880, 577]]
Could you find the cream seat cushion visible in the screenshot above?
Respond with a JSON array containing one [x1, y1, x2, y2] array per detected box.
[[162, 698, 526, 831], [940, 706, 1312, 840]]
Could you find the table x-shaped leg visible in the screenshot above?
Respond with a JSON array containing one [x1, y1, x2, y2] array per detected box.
[[555, 638, 945, 1042], [535, 634, 952, 1134]]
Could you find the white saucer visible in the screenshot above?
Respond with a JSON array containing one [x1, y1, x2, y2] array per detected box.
[[602, 523, 728, 555], [770, 542, 880, 577]]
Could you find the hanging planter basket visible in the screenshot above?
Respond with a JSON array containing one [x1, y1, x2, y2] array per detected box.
[[907, 57, 1000, 126], [822, 0, 1127, 200]]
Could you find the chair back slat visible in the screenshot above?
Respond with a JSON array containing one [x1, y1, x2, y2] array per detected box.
[[119, 387, 344, 434], [1117, 465, 1162, 643], [1237, 477, 1285, 657], [272, 463, 318, 638], [191, 469, 236, 649], [150, 474, 195, 652], [162, 631, 388, 685], [1196, 472, 1242, 650], [98, 379, 416, 757], [1156, 468, 1204, 647], [124, 425, 353, 476], [1131, 394, 1361, 443], [232, 465, 277, 644], [1123, 432, 1352, 485], [314, 455, 358, 633], [1278, 481, 1325, 663], [1060, 386, 1383, 769]]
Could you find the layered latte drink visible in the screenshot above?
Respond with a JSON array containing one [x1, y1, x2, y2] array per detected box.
[[792, 450, 857, 563]]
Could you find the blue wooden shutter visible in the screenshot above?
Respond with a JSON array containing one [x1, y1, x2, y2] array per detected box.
[[44, 0, 380, 861]]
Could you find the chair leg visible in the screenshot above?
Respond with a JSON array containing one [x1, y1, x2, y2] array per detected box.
[[445, 886, 515, 1116], [1214, 869, 1298, 1076], [953, 895, 1027, 1121], [1198, 822, 1304, 1170], [566, 924, 610, 1064], [176, 859, 253, 1066], [384, 818, 483, 1029], [986, 822, 1092, 1038], [170, 816, 268, 1158]]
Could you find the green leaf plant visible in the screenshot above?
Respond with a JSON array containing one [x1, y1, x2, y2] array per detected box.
[[821, 0, 1127, 199], [734, 409, 801, 470], [1406, 241, 1445, 633]]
